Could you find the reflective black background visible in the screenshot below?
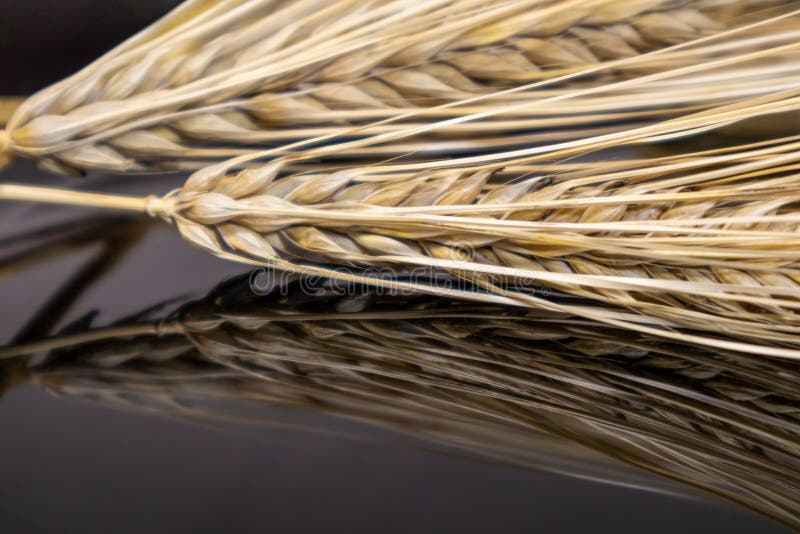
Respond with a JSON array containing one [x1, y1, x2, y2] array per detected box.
[[0, 2, 791, 532]]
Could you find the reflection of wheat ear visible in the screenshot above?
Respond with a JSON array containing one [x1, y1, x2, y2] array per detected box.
[[16, 276, 800, 529]]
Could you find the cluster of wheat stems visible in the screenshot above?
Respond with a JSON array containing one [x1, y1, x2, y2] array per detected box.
[[1, 0, 799, 356], [2, 275, 797, 528]]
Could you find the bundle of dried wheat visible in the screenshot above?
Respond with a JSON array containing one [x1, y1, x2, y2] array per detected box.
[[2, 0, 798, 174], [1, 0, 799, 356], [7, 276, 798, 528]]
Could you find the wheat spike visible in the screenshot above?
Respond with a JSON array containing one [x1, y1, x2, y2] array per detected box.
[[175, 146, 800, 357], [6, 274, 799, 528], [2, 0, 796, 174], [2, 126, 800, 357]]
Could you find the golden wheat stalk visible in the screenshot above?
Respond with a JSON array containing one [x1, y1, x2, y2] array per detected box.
[[7, 274, 799, 528], [2, 0, 797, 174]]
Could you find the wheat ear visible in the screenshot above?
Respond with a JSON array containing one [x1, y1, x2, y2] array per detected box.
[[3, 131, 800, 358], [3, 0, 796, 174]]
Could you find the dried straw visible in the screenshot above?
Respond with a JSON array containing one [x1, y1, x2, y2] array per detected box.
[[2, 0, 797, 174], [8, 275, 799, 529]]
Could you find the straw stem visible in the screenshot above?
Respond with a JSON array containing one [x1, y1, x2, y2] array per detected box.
[[0, 184, 153, 213]]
